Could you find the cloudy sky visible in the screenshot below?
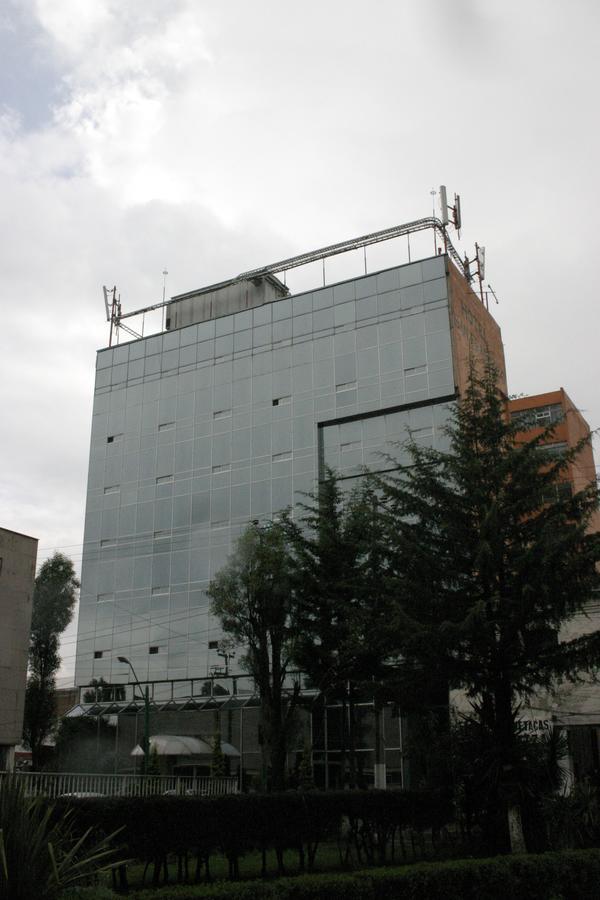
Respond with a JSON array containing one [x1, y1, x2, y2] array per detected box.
[[2, 0, 599, 679]]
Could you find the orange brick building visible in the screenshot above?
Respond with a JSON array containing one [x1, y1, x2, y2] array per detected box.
[[508, 389, 600, 533], [508, 389, 600, 780]]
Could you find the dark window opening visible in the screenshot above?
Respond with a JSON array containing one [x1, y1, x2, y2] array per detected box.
[[94, 651, 103, 659], [536, 441, 568, 458], [208, 640, 219, 650], [511, 403, 564, 429], [149, 646, 159, 655], [107, 436, 114, 443]]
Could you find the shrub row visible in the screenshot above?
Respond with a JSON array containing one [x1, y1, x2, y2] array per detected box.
[[119, 849, 600, 900], [56, 789, 452, 885]]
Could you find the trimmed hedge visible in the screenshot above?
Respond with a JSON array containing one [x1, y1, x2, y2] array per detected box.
[[121, 849, 600, 900], [56, 789, 452, 884]]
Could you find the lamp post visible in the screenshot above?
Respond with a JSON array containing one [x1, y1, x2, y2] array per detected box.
[[118, 656, 150, 775]]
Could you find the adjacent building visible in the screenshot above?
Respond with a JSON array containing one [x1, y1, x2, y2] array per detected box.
[[509, 389, 600, 532], [509, 389, 600, 779], [0, 527, 38, 770]]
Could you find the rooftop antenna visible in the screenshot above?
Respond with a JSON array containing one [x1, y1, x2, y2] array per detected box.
[[487, 283, 499, 305], [102, 284, 141, 345], [103, 285, 118, 347], [463, 243, 487, 306], [430, 189, 438, 253], [476, 243, 486, 305], [162, 269, 168, 331], [439, 185, 462, 238]]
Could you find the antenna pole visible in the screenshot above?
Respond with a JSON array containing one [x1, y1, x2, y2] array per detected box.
[[162, 269, 168, 331], [109, 286, 118, 347], [430, 189, 437, 253]]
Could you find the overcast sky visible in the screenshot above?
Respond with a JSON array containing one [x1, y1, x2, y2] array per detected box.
[[2, 0, 599, 680]]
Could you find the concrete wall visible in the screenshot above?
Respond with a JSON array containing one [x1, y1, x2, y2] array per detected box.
[[0, 528, 37, 757]]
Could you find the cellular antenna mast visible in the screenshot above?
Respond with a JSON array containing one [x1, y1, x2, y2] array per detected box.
[[438, 184, 462, 240], [162, 269, 169, 331], [102, 285, 141, 346]]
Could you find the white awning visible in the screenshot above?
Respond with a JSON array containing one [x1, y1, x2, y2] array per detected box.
[[130, 733, 240, 757]]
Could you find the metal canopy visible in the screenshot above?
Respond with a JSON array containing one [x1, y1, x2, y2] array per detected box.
[[130, 734, 241, 757]]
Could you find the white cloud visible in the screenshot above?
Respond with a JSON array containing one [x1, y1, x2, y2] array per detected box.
[[2, 0, 600, 679]]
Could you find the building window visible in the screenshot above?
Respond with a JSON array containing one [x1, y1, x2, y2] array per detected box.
[[536, 441, 568, 458], [94, 651, 103, 659], [511, 403, 564, 429], [149, 646, 159, 655], [541, 481, 573, 503]]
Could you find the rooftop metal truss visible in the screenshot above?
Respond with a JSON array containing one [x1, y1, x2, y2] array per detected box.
[[107, 216, 464, 339], [238, 216, 463, 282]]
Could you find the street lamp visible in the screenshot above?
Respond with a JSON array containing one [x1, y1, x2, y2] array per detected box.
[[118, 656, 150, 775]]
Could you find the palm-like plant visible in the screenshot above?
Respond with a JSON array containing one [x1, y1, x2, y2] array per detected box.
[[0, 776, 122, 899]]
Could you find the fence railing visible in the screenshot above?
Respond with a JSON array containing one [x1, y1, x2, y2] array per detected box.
[[1, 771, 239, 799]]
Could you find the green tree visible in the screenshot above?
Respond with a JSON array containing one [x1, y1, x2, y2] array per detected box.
[[286, 473, 392, 787], [377, 361, 600, 851], [23, 553, 79, 769], [211, 727, 227, 778], [208, 520, 299, 791], [82, 678, 126, 703], [52, 716, 116, 773]]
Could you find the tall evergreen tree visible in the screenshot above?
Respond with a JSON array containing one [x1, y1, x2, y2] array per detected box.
[[288, 474, 392, 692], [377, 361, 600, 850], [286, 474, 392, 786], [208, 520, 299, 790], [23, 553, 79, 769]]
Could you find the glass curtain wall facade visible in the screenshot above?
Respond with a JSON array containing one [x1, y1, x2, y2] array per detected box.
[[75, 254, 457, 686]]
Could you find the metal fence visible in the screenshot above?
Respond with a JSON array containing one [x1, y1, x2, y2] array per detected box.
[[1, 771, 238, 799]]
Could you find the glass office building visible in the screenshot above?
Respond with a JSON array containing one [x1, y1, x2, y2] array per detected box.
[[74, 250, 504, 687]]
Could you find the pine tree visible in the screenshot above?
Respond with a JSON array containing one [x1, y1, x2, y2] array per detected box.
[[377, 361, 600, 850], [208, 520, 299, 791], [211, 728, 227, 778], [286, 473, 392, 787]]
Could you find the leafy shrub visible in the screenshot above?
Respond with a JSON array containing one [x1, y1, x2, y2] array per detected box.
[[56, 789, 452, 885], [0, 775, 121, 900], [122, 849, 600, 899]]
